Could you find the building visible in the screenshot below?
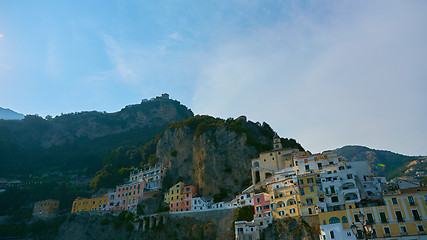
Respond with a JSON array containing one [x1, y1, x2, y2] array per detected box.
[[251, 134, 300, 186], [319, 186, 427, 240], [254, 193, 272, 218], [71, 196, 108, 213], [33, 199, 59, 218], [235, 220, 261, 240], [129, 165, 165, 191], [164, 181, 184, 204], [113, 181, 144, 212], [169, 185, 197, 212]]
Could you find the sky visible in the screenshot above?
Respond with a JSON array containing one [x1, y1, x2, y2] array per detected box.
[[0, 1, 426, 156]]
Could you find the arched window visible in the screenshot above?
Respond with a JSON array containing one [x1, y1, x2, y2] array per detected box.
[[329, 217, 340, 224], [342, 216, 348, 223], [253, 161, 259, 167], [255, 171, 261, 183]]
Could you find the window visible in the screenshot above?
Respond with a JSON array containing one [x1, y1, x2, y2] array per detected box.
[[408, 196, 415, 205], [342, 216, 348, 223], [317, 163, 323, 170], [300, 188, 305, 196], [329, 217, 340, 224], [379, 212, 388, 223], [331, 196, 339, 202], [418, 225, 425, 232], [305, 165, 310, 171], [308, 208, 312, 214], [257, 198, 260, 203], [330, 186, 336, 194], [306, 199, 313, 205], [412, 209, 421, 221], [400, 226, 407, 233], [384, 227, 390, 234], [279, 211, 284, 216], [290, 208, 295, 214], [330, 231, 335, 239], [367, 213, 374, 224], [395, 211, 404, 222], [263, 205, 270, 210], [354, 214, 360, 222], [307, 178, 314, 183], [299, 179, 304, 185], [392, 198, 398, 204], [310, 186, 314, 192], [371, 228, 377, 238]]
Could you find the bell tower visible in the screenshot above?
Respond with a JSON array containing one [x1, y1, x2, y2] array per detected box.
[[273, 133, 282, 150]]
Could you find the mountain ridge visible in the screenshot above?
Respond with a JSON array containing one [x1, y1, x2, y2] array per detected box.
[[0, 107, 24, 120], [335, 145, 426, 180]]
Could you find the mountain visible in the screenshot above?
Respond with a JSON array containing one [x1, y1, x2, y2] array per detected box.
[[335, 145, 426, 180], [155, 115, 304, 201], [0, 107, 24, 120], [0, 96, 193, 176]]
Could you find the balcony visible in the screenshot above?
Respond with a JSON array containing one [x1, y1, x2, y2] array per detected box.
[[384, 233, 391, 237], [401, 232, 408, 236], [419, 231, 426, 235]]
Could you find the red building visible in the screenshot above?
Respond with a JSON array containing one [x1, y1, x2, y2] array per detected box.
[[254, 193, 271, 218], [170, 185, 197, 212]]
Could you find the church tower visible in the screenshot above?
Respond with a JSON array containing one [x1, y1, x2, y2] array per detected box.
[[273, 133, 282, 150]]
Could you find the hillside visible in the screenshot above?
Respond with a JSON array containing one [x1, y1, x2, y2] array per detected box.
[[0, 96, 193, 176], [0, 107, 24, 120], [155, 115, 304, 201], [335, 145, 426, 180]]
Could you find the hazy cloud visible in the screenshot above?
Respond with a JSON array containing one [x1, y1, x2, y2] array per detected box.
[[192, 1, 427, 155], [45, 40, 62, 79]]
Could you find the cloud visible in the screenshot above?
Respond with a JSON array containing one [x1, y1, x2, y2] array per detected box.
[[192, 1, 427, 155], [45, 40, 62, 79], [103, 34, 142, 84]]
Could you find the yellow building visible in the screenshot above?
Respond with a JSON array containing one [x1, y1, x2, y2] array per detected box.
[[71, 196, 108, 213], [297, 173, 319, 216], [164, 181, 184, 204], [268, 174, 301, 219], [33, 199, 59, 218], [319, 187, 427, 239], [251, 134, 300, 185]]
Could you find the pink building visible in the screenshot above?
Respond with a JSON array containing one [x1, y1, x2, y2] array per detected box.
[[254, 193, 271, 218], [112, 182, 144, 212], [170, 185, 197, 212]]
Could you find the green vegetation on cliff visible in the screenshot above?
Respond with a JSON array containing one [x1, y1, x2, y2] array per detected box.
[[335, 145, 423, 180], [0, 97, 193, 177]]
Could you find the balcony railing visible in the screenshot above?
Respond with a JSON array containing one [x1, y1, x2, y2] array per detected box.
[[419, 231, 426, 235], [401, 232, 408, 236]]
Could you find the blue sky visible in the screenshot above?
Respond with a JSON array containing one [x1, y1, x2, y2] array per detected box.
[[1, 1, 426, 156]]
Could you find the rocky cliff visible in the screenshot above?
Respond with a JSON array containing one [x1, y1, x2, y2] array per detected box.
[[156, 115, 302, 201]]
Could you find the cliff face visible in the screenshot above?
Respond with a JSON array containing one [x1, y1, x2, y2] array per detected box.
[[156, 117, 274, 200]]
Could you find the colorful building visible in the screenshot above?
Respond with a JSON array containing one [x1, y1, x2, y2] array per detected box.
[[168, 184, 203, 212], [71, 196, 108, 213], [254, 193, 272, 218], [164, 181, 184, 204], [113, 181, 144, 211], [33, 199, 59, 218], [319, 187, 427, 239]]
